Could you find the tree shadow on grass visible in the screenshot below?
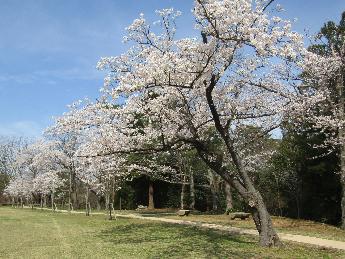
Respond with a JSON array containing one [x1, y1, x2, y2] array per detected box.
[[96, 221, 258, 258]]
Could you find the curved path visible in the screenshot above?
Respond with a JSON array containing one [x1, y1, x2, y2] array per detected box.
[[115, 213, 345, 251]]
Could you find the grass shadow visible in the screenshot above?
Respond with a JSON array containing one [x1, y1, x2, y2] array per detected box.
[[96, 220, 256, 258]]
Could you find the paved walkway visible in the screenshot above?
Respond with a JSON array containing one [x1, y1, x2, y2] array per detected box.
[[115, 213, 345, 251], [24, 207, 345, 251]]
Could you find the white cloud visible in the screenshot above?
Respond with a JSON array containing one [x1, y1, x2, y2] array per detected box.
[[33, 67, 104, 81], [0, 66, 104, 87], [0, 121, 43, 138], [0, 74, 37, 84]]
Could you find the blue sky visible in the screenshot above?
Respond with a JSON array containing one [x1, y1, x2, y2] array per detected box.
[[0, 0, 344, 138]]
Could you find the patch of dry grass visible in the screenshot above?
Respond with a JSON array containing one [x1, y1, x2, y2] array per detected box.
[[160, 213, 345, 242]]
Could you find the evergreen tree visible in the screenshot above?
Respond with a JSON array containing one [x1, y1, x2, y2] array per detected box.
[[307, 11, 345, 227]]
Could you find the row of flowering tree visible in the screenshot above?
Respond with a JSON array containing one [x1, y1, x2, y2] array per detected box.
[[5, 141, 65, 210], [3, 136, 132, 218], [3, 105, 182, 218], [4, 0, 342, 247]]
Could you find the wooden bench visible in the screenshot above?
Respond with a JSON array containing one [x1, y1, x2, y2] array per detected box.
[[136, 205, 148, 211], [177, 209, 190, 216], [229, 212, 250, 220]]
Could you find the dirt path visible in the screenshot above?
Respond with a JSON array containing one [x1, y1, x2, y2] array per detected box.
[[115, 213, 345, 251], [52, 216, 72, 256]]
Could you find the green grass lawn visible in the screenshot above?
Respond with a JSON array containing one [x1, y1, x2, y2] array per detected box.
[[0, 207, 344, 259]]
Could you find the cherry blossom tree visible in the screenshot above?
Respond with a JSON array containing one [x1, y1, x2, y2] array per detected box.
[[51, 100, 186, 211], [12, 141, 43, 207], [0, 137, 27, 203], [75, 151, 129, 217], [44, 128, 82, 211], [91, 0, 331, 246], [5, 140, 65, 210], [33, 171, 64, 211], [4, 175, 32, 208]]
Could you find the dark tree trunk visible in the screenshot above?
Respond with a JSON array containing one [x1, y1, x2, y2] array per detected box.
[[96, 195, 102, 211], [51, 192, 55, 212], [71, 188, 78, 209], [228, 177, 280, 246], [198, 29, 280, 246], [250, 193, 280, 247], [342, 185, 345, 229], [108, 203, 113, 220], [273, 173, 283, 217], [206, 195, 210, 212], [111, 178, 116, 206], [68, 170, 73, 211], [105, 191, 110, 212], [224, 182, 233, 213], [208, 171, 219, 211], [211, 188, 218, 211], [70, 170, 79, 209], [190, 169, 195, 210], [196, 148, 280, 246], [106, 179, 113, 219], [148, 180, 155, 209], [181, 174, 186, 209], [85, 186, 90, 216]]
